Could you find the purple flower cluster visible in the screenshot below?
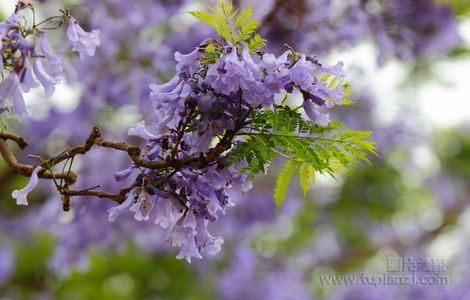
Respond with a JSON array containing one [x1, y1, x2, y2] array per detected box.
[[105, 40, 347, 262], [4, 0, 200, 273], [371, 0, 460, 63], [0, 4, 100, 115], [108, 121, 252, 262], [259, 0, 460, 63], [67, 0, 193, 112], [151, 43, 345, 131]]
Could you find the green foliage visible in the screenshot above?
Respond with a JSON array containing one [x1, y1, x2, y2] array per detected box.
[[450, 46, 470, 57], [0, 117, 7, 131], [0, 234, 55, 298], [190, 1, 266, 51], [233, 5, 258, 42], [439, 0, 470, 16], [274, 160, 299, 213], [1, 236, 217, 300], [56, 248, 215, 300], [202, 44, 221, 64], [247, 34, 267, 52], [299, 163, 316, 197], [250, 198, 320, 260], [321, 74, 353, 105], [437, 130, 470, 177], [327, 160, 432, 258], [13, 234, 55, 289], [229, 104, 376, 210]]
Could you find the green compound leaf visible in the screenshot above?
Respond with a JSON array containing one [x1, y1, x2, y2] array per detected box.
[[298, 163, 315, 198], [190, 1, 266, 51], [228, 104, 376, 208], [274, 160, 299, 213], [247, 34, 267, 52]]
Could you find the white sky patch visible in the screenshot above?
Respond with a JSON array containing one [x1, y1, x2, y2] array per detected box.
[[416, 59, 470, 127], [329, 20, 470, 129], [23, 79, 82, 120], [415, 20, 470, 127], [0, 1, 16, 15]]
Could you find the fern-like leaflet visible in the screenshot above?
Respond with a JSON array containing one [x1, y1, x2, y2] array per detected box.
[[229, 105, 376, 210], [190, 1, 267, 51]]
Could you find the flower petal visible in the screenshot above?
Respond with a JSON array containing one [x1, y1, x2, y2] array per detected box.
[[11, 166, 41, 206]]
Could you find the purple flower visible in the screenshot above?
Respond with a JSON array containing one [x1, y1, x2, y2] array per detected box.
[[0, 13, 22, 35], [38, 33, 63, 75], [130, 190, 154, 221], [176, 232, 201, 263], [128, 121, 158, 140], [150, 76, 192, 132], [32, 58, 60, 98], [108, 187, 155, 222], [205, 46, 255, 97], [174, 47, 202, 75], [114, 165, 138, 182], [197, 92, 215, 112], [11, 166, 42, 206], [66, 17, 100, 59], [318, 61, 345, 78], [195, 218, 223, 255], [303, 99, 330, 125], [19, 60, 39, 93], [0, 73, 20, 108], [167, 211, 202, 263], [0, 73, 27, 115], [302, 90, 326, 107], [107, 188, 137, 222], [154, 197, 183, 229], [0, 12, 69, 115], [289, 56, 315, 87]]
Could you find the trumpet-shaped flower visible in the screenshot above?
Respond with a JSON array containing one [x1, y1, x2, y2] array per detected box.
[[66, 17, 100, 59], [11, 166, 42, 206]]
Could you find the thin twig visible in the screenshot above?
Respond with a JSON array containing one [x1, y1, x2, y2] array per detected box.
[[0, 131, 29, 149], [0, 126, 232, 208]]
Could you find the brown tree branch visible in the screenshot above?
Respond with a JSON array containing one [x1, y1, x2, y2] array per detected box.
[[0, 126, 231, 209], [60, 184, 136, 203], [40, 127, 232, 171], [0, 139, 77, 183], [0, 131, 29, 149]]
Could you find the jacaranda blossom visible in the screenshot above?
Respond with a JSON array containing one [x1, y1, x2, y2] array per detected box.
[[66, 16, 101, 59], [0, 73, 27, 115], [11, 166, 42, 206]]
